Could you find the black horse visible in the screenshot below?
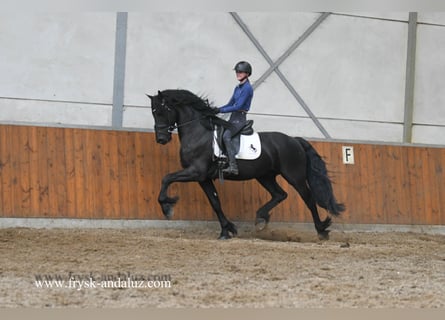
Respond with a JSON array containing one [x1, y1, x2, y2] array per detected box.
[[147, 89, 345, 240]]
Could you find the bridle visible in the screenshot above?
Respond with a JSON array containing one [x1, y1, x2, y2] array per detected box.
[[152, 99, 207, 133], [151, 97, 178, 133]]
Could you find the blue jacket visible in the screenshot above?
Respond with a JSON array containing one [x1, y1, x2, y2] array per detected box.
[[219, 80, 253, 113]]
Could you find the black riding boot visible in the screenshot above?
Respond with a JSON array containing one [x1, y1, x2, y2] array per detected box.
[[222, 139, 239, 175]]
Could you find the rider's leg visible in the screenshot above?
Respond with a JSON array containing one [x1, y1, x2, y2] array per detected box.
[[222, 130, 238, 175]]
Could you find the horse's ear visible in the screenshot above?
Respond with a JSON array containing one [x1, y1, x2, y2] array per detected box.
[[146, 94, 153, 100], [158, 90, 163, 97]]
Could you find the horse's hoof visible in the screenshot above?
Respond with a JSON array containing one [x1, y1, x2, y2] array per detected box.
[[160, 196, 179, 220], [218, 234, 232, 240], [255, 218, 268, 231], [164, 212, 173, 220], [317, 230, 330, 240], [161, 204, 174, 220], [228, 223, 238, 237]]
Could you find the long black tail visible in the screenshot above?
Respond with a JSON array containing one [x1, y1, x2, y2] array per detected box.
[[295, 137, 345, 216]]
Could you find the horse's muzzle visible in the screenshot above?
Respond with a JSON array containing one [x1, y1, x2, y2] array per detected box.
[[156, 132, 172, 145]]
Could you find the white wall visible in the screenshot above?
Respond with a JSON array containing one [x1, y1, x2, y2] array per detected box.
[[412, 14, 445, 145], [0, 12, 444, 146], [0, 13, 115, 126], [269, 13, 408, 141]]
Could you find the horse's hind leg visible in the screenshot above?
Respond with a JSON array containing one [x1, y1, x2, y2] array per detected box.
[[255, 175, 288, 231], [296, 183, 331, 239], [282, 173, 331, 239]]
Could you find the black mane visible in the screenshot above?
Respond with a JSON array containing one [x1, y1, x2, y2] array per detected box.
[[161, 89, 214, 114], [159, 89, 232, 130]]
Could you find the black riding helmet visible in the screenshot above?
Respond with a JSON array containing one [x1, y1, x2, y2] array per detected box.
[[234, 61, 252, 76]]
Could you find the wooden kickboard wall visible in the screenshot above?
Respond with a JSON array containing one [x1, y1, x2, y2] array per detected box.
[[0, 124, 444, 225]]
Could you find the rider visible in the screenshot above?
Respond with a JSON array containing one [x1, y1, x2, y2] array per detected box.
[[214, 61, 254, 175]]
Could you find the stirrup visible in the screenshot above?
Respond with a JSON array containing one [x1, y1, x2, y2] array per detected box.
[[222, 165, 239, 175]]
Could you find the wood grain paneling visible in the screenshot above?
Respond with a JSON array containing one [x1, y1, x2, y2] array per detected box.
[[0, 124, 444, 225]]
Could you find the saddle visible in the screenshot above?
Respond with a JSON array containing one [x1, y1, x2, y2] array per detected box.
[[213, 120, 261, 160]]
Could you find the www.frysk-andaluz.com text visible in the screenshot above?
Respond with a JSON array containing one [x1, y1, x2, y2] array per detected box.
[[34, 272, 172, 290]]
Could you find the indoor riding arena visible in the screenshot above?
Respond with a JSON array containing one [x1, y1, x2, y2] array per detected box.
[[0, 12, 444, 308]]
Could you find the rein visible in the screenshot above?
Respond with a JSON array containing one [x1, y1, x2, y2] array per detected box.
[[153, 98, 214, 133], [167, 115, 207, 133], [152, 94, 230, 133], [151, 105, 209, 133]]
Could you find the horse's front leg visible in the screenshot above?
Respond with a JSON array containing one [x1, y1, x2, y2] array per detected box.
[[158, 167, 201, 219], [198, 179, 237, 240]]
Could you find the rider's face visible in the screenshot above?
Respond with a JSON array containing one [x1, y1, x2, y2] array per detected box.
[[235, 71, 248, 82]]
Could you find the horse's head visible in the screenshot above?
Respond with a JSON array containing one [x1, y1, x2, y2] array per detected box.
[[147, 91, 177, 145]]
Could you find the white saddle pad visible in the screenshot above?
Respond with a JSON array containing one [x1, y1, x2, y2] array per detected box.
[[213, 131, 261, 160]]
